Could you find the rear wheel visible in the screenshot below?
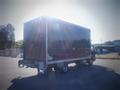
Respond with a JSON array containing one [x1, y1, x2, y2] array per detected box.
[[87, 59, 93, 66], [37, 65, 56, 77], [55, 63, 68, 73]]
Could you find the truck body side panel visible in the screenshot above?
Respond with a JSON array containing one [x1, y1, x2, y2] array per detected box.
[[47, 19, 91, 61]]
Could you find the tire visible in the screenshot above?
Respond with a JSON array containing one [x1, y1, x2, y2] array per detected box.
[[55, 63, 68, 73], [87, 60, 93, 66]]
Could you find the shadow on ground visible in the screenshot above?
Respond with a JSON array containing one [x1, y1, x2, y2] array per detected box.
[[7, 65, 120, 90]]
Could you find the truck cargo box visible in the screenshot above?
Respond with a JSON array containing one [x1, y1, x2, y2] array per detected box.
[[24, 17, 91, 65]]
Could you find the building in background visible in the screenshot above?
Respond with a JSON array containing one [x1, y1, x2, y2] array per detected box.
[[94, 40, 120, 54]]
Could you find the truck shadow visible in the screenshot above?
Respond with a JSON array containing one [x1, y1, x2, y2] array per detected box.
[[7, 65, 120, 90]]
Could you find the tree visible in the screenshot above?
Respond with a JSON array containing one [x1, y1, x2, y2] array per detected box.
[[0, 24, 15, 50], [6, 24, 15, 48]]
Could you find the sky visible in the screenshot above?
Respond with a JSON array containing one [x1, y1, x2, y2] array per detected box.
[[0, 0, 120, 44]]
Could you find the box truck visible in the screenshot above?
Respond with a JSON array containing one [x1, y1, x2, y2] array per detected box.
[[18, 17, 96, 75]]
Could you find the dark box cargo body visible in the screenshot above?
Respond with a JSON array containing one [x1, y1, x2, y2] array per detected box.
[[24, 17, 91, 64]]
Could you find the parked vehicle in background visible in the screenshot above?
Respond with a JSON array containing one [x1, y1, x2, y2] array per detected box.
[[18, 17, 96, 75]]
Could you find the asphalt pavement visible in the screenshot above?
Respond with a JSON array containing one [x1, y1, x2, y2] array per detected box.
[[0, 57, 120, 90]]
